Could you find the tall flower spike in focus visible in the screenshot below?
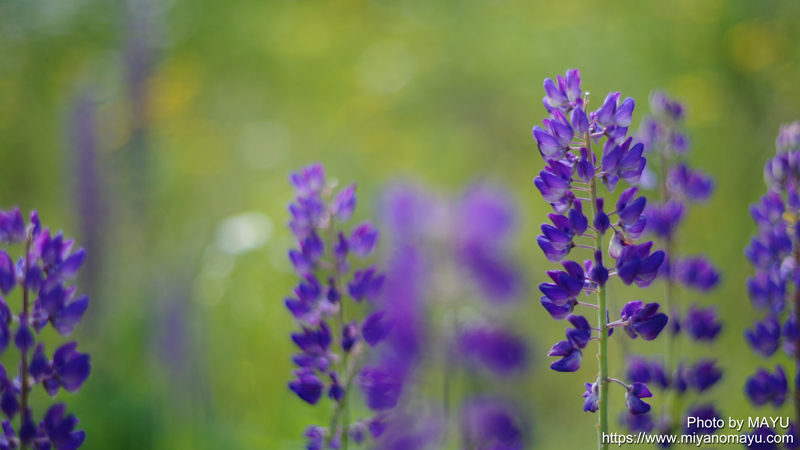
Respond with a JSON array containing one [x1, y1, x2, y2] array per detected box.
[[285, 163, 386, 450], [532, 70, 666, 450], [0, 209, 92, 450], [741, 122, 800, 443], [620, 91, 723, 443]]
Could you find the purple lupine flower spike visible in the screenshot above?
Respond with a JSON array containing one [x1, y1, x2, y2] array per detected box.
[[285, 163, 390, 444], [532, 72, 672, 442], [741, 123, 800, 423], [0, 209, 92, 447]]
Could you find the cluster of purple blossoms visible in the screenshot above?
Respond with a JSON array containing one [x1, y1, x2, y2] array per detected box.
[[345, 182, 528, 450], [741, 122, 800, 447], [533, 70, 668, 445], [284, 164, 385, 450], [619, 91, 724, 444], [0, 208, 92, 450]]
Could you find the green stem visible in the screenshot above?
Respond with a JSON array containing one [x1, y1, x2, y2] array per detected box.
[[588, 135, 609, 450], [328, 221, 349, 450]]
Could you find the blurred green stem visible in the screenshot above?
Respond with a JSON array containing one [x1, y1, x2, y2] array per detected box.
[[329, 220, 349, 450], [588, 133, 610, 450], [659, 152, 678, 424]]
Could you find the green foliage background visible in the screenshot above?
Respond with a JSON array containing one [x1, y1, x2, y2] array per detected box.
[[0, 0, 798, 448]]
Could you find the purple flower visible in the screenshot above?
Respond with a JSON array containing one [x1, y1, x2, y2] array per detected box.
[[548, 315, 591, 372], [457, 325, 528, 376], [625, 382, 652, 415], [328, 371, 345, 402], [615, 242, 665, 288], [0, 208, 25, 244], [290, 163, 326, 198], [672, 256, 720, 292], [303, 425, 324, 450], [350, 222, 379, 257], [619, 301, 668, 341], [51, 343, 92, 393], [690, 359, 722, 392], [347, 267, 385, 302], [667, 163, 714, 202], [460, 397, 524, 450], [40, 404, 86, 450], [331, 184, 357, 221], [650, 91, 685, 122], [358, 365, 402, 411], [644, 201, 685, 240], [746, 270, 786, 312], [538, 261, 585, 314], [583, 381, 600, 413], [616, 187, 647, 238], [682, 304, 722, 341], [289, 369, 325, 405], [625, 356, 651, 384], [361, 311, 392, 347], [745, 366, 787, 407]]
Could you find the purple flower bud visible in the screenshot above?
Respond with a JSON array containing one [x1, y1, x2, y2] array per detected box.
[[350, 222, 379, 257], [571, 108, 589, 136], [532, 126, 563, 158], [583, 381, 600, 413], [0, 252, 14, 296], [14, 323, 34, 353], [594, 198, 610, 235], [543, 78, 567, 108], [342, 321, 358, 352], [328, 371, 345, 402], [625, 382, 652, 415], [565, 69, 582, 102], [596, 92, 620, 127], [614, 98, 635, 127], [569, 202, 588, 236], [290, 163, 326, 198], [0, 208, 25, 244], [332, 184, 357, 221], [549, 111, 575, 148]]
